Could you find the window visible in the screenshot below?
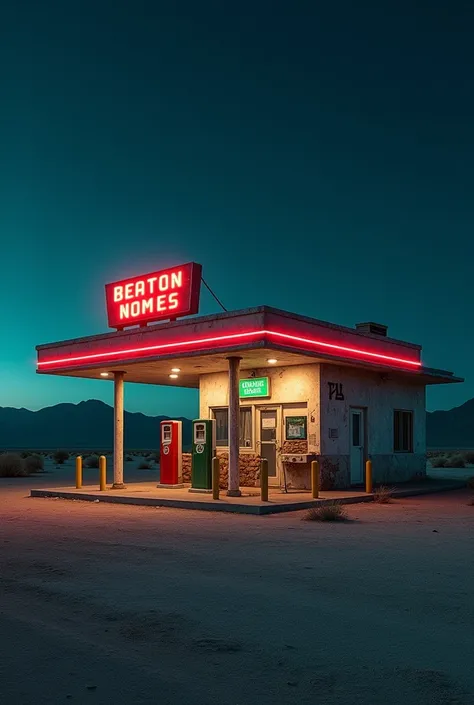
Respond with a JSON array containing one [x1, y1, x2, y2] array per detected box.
[[352, 413, 361, 446], [394, 410, 413, 452], [213, 408, 253, 448], [194, 423, 206, 443]]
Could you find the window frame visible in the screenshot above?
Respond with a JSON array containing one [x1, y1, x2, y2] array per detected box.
[[211, 406, 254, 450], [393, 409, 414, 453]]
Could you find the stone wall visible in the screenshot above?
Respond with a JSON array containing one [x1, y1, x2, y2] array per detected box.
[[282, 440, 308, 454], [181, 452, 261, 488]]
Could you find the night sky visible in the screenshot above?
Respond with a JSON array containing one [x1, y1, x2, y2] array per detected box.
[[1, 1, 472, 418]]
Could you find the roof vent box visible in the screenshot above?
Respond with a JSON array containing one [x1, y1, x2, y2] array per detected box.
[[355, 322, 388, 337]]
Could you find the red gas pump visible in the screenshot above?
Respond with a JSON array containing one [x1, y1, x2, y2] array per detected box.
[[159, 420, 183, 488]]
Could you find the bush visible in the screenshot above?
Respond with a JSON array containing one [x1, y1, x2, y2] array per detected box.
[[431, 457, 446, 468], [138, 461, 151, 470], [0, 453, 28, 477], [125, 455, 133, 462], [444, 454, 465, 468], [24, 454, 44, 473], [302, 502, 347, 522], [85, 455, 100, 468], [54, 450, 69, 465], [463, 451, 474, 465], [373, 485, 394, 503]]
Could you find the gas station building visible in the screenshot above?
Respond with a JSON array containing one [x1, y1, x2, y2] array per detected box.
[[36, 266, 461, 493]]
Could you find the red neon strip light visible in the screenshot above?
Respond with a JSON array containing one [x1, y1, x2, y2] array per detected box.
[[37, 329, 421, 369], [266, 330, 420, 366]]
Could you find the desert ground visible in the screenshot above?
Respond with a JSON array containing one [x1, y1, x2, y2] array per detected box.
[[0, 459, 473, 705]]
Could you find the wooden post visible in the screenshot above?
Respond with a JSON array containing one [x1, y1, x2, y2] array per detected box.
[[112, 371, 126, 489], [227, 356, 241, 496]]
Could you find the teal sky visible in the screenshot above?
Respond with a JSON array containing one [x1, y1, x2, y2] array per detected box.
[[1, 1, 473, 417]]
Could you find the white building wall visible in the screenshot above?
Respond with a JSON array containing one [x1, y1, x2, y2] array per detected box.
[[319, 364, 426, 486], [198, 362, 427, 489]]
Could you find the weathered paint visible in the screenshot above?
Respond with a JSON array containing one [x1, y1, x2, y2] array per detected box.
[[199, 363, 321, 450], [200, 361, 428, 489], [319, 364, 426, 486]]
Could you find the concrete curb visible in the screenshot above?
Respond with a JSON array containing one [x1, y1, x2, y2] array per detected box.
[[30, 480, 466, 515]]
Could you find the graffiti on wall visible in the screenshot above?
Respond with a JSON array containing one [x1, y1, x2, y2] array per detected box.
[[328, 382, 344, 400]]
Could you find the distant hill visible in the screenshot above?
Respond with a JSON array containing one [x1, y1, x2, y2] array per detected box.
[[0, 400, 192, 450], [0, 397, 472, 451], [427, 398, 474, 449]]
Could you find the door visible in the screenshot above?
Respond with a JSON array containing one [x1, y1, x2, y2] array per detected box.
[[350, 408, 365, 484], [260, 409, 278, 486]]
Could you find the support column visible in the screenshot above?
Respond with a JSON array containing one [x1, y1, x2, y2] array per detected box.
[[111, 371, 126, 489], [227, 356, 241, 497]]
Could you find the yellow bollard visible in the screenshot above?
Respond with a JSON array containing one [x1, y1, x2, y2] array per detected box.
[[260, 458, 269, 502], [311, 460, 319, 499], [212, 456, 220, 500], [365, 459, 373, 494], [75, 456, 83, 489], [99, 455, 107, 491]]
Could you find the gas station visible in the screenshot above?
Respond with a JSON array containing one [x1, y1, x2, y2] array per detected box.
[[33, 261, 462, 513]]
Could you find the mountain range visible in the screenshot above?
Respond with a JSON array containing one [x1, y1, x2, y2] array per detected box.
[[0, 398, 473, 450], [0, 400, 192, 450]]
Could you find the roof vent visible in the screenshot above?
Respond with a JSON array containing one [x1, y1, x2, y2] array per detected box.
[[355, 322, 388, 337]]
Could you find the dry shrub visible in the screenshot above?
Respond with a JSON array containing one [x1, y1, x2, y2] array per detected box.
[[138, 461, 151, 470], [462, 451, 474, 465], [373, 485, 394, 503], [53, 450, 69, 465], [24, 454, 44, 473], [431, 456, 446, 468], [444, 454, 465, 468], [302, 502, 347, 522], [85, 455, 100, 468], [125, 455, 133, 462], [0, 453, 28, 477]]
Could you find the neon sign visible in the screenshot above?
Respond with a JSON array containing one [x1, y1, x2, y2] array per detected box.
[[105, 262, 202, 329]]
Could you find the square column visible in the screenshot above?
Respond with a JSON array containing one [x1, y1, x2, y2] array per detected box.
[[112, 371, 126, 489], [227, 356, 241, 496]]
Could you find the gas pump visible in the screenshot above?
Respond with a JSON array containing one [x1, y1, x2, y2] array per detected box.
[[190, 419, 216, 492], [158, 420, 183, 488]]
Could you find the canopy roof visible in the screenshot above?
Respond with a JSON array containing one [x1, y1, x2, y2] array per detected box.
[[36, 306, 462, 387]]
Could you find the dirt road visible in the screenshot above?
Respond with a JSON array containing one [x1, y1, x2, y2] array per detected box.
[[1, 476, 473, 704]]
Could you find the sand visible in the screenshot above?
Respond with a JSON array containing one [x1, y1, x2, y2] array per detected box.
[[0, 463, 473, 704]]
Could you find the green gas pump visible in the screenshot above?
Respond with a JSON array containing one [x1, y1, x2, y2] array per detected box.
[[190, 419, 216, 492]]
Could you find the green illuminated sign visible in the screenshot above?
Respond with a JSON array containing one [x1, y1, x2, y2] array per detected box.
[[239, 377, 270, 398]]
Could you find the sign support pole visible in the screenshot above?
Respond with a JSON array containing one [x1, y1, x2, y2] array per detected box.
[[227, 356, 242, 497]]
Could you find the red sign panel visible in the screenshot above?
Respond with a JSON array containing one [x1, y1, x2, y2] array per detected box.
[[105, 262, 202, 329]]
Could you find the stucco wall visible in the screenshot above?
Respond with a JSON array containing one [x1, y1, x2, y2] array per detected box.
[[199, 364, 320, 489], [319, 364, 426, 486], [197, 362, 427, 490], [199, 363, 321, 453]]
